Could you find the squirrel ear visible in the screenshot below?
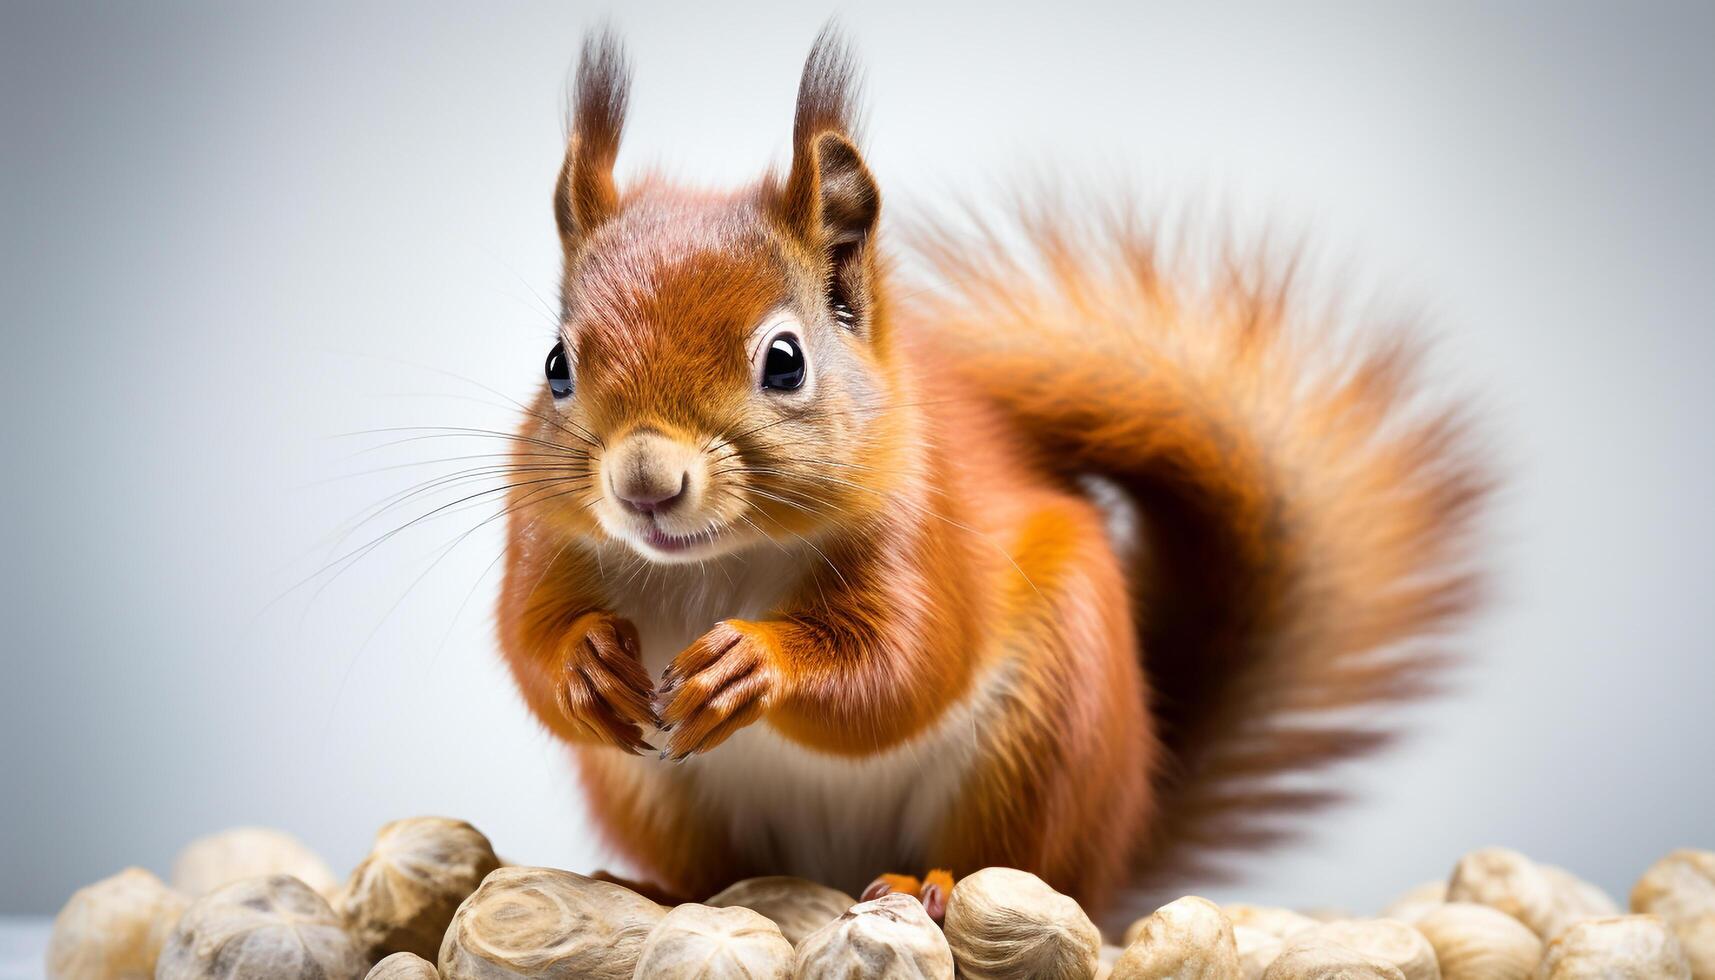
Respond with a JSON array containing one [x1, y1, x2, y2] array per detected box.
[[778, 28, 879, 251], [805, 131, 879, 246], [554, 29, 629, 256]]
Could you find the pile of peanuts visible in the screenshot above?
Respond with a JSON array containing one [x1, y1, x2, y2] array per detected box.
[[45, 816, 1714, 979]]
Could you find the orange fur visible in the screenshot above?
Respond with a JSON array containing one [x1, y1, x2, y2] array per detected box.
[[493, 28, 1484, 920]]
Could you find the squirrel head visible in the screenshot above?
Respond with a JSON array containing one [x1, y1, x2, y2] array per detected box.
[[521, 28, 905, 564]]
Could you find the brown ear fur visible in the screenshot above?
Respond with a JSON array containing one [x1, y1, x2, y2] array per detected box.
[[555, 28, 630, 256], [811, 132, 879, 246]]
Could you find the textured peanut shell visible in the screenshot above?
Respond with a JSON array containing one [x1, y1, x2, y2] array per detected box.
[[1096, 944, 1125, 980], [337, 816, 501, 961], [1383, 882, 1450, 925], [633, 903, 794, 979], [793, 892, 953, 980], [170, 827, 338, 898], [1446, 848, 1620, 942], [1303, 920, 1439, 980], [942, 867, 1100, 980], [155, 873, 365, 980], [45, 867, 187, 980], [1112, 895, 1240, 979], [1225, 905, 1323, 941], [1632, 851, 1715, 979], [1235, 926, 1285, 980], [1446, 849, 1561, 940], [1263, 935, 1408, 980], [1539, 865, 1619, 935], [436, 866, 665, 980], [1413, 902, 1542, 980], [1535, 914, 1691, 979], [367, 952, 442, 979], [1262, 933, 1406, 980], [706, 875, 857, 946], [1671, 917, 1715, 980], [1633, 850, 1715, 922]]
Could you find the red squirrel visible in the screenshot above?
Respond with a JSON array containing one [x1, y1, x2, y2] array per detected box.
[[495, 28, 1483, 922]]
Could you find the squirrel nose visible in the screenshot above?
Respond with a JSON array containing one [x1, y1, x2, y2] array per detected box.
[[615, 471, 688, 516]]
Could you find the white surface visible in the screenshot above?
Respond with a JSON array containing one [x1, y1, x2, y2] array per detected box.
[[2, 1, 1712, 917], [0, 921, 48, 980]]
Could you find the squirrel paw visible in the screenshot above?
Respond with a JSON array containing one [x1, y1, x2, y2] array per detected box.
[[552, 613, 657, 755], [861, 868, 954, 923], [656, 620, 781, 761]]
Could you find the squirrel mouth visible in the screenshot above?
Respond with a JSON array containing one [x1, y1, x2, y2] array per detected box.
[[638, 523, 717, 555]]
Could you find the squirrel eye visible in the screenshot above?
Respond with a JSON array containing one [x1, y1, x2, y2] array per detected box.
[[544, 341, 574, 398], [761, 334, 806, 391]]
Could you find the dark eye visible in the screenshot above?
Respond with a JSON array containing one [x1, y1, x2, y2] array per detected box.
[[544, 341, 574, 398], [761, 334, 806, 391]]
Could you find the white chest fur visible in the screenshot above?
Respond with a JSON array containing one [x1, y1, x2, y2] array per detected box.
[[604, 548, 994, 893]]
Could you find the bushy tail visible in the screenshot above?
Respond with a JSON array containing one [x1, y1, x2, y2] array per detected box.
[[902, 198, 1488, 887]]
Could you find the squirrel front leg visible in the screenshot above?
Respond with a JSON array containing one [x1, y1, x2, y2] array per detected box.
[[504, 609, 658, 755], [655, 619, 786, 761], [656, 608, 962, 761]]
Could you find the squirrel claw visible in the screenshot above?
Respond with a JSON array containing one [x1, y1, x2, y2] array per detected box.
[[861, 870, 953, 924], [920, 882, 947, 922], [861, 873, 918, 903], [657, 621, 779, 758], [860, 880, 895, 902]]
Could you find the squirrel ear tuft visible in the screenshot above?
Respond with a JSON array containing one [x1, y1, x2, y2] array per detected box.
[[555, 27, 630, 254], [778, 26, 879, 249]]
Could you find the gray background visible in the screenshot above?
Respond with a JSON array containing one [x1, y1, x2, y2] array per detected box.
[[2, 1, 1711, 918]]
